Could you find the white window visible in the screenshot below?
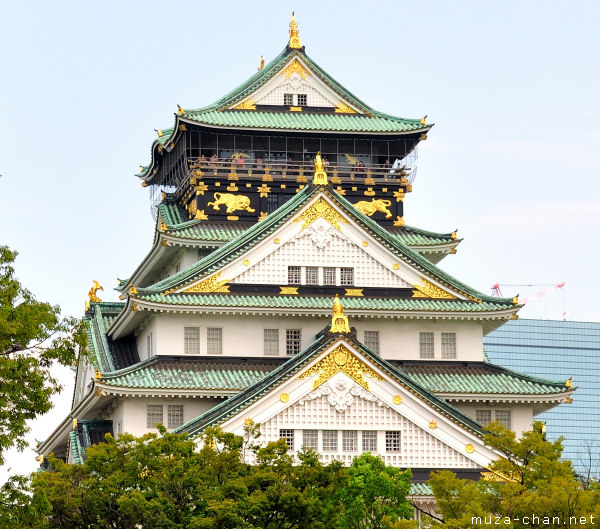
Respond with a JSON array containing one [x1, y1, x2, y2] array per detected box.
[[362, 431, 377, 452], [297, 94, 307, 106], [476, 409, 511, 429], [286, 329, 301, 355], [264, 329, 279, 356], [146, 404, 163, 428], [168, 405, 184, 429], [305, 266, 318, 285], [323, 267, 336, 285], [340, 267, 354, 286], [288, 266, 301, 284], [364, 331, 380, 354], [476, 410, 492, 426], [494, 410, 512, 429], [279, 429, 294, 450], [419, 332, 434, 359], [184, 327, 200, 354], [207, 327, 222, 355], [342, 431, 357, 452], [323, 430, 338, 451], [302, 430, 318, 450], [385, 431, 401, 452], [284, 94, 294, 106], [441, 332, 456, 359]]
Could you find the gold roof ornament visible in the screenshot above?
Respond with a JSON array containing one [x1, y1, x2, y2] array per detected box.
[[313, 151, 328, 185], [177, 104, 185, 115], [566, 377, 572, 388], [289, 12, 302, 49], [88, 280, 103, 303], [259, 55, 265, 70], [420, 114, 427, 125], [330, 294, 350, 334]]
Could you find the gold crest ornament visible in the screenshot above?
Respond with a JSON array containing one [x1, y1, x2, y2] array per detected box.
[[313, 151, 328, 185], [88, 280, 103, 303], [330, 294, 350, 334], [288, 12, 302, 49]]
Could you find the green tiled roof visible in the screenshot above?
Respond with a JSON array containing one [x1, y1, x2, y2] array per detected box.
[[137, 293, 513, 313], [176, 332, 486, 438], [395, 362, 569, 395], [84, 303, 125, 373], [134, 185, 513, 312], [409, 483, 433, 496], [102, 357, 276, 391], [68, 430, 85, 465]]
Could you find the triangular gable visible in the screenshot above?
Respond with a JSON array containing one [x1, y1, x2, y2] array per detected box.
[[173, 190, 463, 300], [180, 335, 498, 468], [228, 55, 364, 114]]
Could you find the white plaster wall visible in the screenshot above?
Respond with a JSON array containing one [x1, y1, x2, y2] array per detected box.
[[137, 316, 158, 361], [120, 397, 224, 436], [456, 403, 534, 436]]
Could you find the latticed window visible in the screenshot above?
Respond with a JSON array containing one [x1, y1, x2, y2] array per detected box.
[[323, 430, 338, 451], [264, 329, 279, 355], [207, 328, 222, 355], [297, 94, 307, 106], [362, 431, 377, 452], [323, 267, 336, 285], [286, 329, 301, 355], [419, 332, 434, 359], [305, 266, 318, 285], [146, 405, 163, 428], [364, 331, 380, 354], [167, 405, 184, 429], [147, 333, 153, 356], [284, 94, 293, 106], [267, 194, 279, 213], [184, 327, 200, 354], [495, 410, 512, 429], [441, 332, 456, 359], [340, 267, 354, 286], [288, 266, 301, 284], [302, 430, 318, 450], [279, 429, 294, 450], [342, 431, 357, 452], [385, 431, 401, 452], [476, 410, 492, 426]]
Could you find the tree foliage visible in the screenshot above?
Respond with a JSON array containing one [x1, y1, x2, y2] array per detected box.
[[0, 427, 416, 529], [428, 422, 600, 529], [0, 245, 86, 464]]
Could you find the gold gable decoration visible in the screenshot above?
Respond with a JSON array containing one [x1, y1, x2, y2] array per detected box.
[[288, 12, 302, 49], [182, 272, 230, 293], [233, 98, 256, 110], [298, 344, 383, 391], [294, 197, 347, 231], [330, 294, 350, 334], [334, 101, 357, 114], [412, 278, 457, 299], [282, 58, 309, 79]]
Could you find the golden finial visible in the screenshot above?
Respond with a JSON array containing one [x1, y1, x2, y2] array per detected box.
[[330, 294, 350, 334], [289, 12, 302, 49], [566, 377, 572, 388], [88, 280, 103, 303], [177, 104, 185, 115], [94, 370, 102, 381], [420, 115, 427, 125], [259, 55, 265, 70], [154, 129, 163, 137], [313, 151, 328, 185]]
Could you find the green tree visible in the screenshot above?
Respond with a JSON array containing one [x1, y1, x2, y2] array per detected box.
[[0, 245, 85, 465], [428, 422, 600, 529], [337, 452, 415, 529]]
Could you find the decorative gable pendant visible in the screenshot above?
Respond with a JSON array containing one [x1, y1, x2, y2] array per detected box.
[[330, 294, 350, 334]]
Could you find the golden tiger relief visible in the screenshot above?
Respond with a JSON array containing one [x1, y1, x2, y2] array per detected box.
[[207, 192, 256, 214], [353, 199, 392, 218]]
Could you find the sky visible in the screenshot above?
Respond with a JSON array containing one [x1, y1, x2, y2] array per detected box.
[[1, 0, 599, 481]]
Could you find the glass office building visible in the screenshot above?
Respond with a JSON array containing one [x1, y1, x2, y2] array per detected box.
[[484, 319, 600, 475]]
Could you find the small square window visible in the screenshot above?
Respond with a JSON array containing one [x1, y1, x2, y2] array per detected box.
[[167, 404, 184, 429], [286, 329, 301, 355], [279, 429, 294, 450], [207, 328, 222, 355], [297, 94, 307, 106], [267, 194, 279, 213], [323, 267, 336, 285], [419, 332, 434, 359], [385, 431, 401, 452], [362, 431, 377, 452], [288, 266, 301, 285], [476, 410, 492, 426], [495, 410, 512, 429], [264, 329, 279, 356], [441, 332, 456, 359], [184, 327, 200, 354], [305, 266, 318, 285], [146, 405, 163, 428], [284, 94, 294, 106], [302, 430, 318, 450], [323, 430, 338, 451], [342, 431, 357, 452], [340, 267, 354, 286], [364, 331, 380, 355]]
